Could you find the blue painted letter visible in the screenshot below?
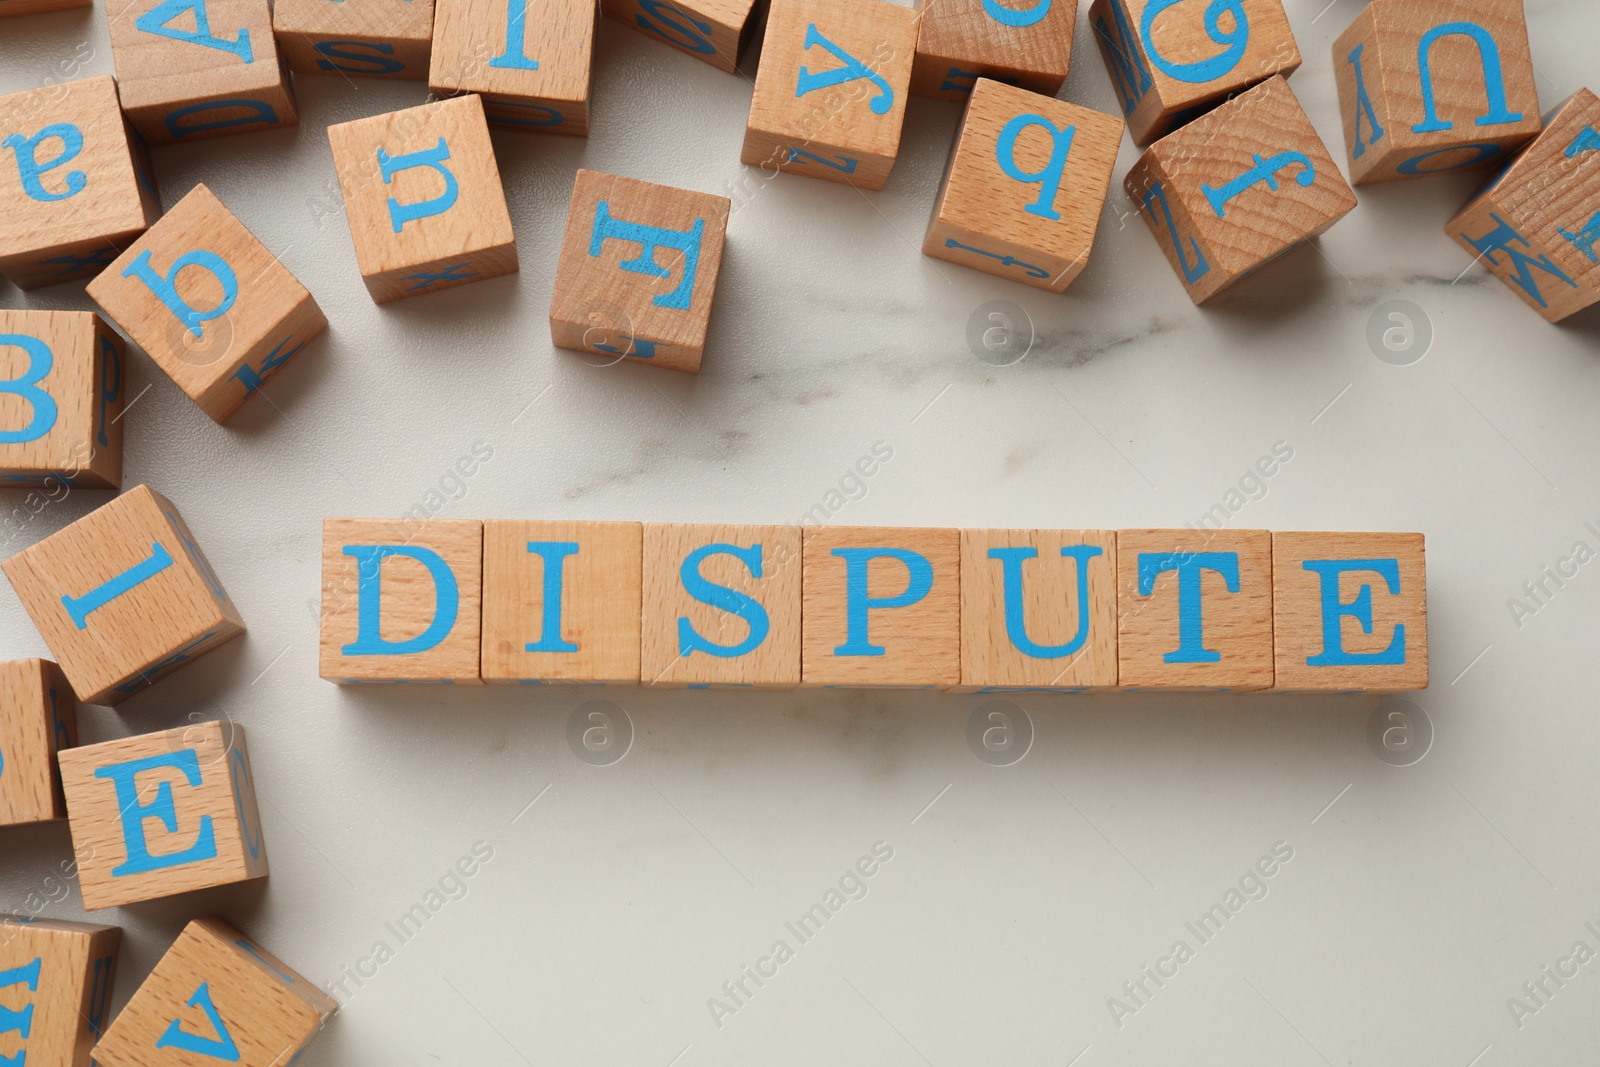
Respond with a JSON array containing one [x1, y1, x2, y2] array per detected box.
[[833, 547, 934, 657], [379, 139, 459, 232], [0, 333, 57, 445], [95, 750, 218, 876], [589, 201, 704, 310], [60, 543, 174, 629], [123, 249, 238, 338], [1302, 558, 1405, 667], [989, 545, 1102, 659], [3, 123, 86, 202], [525, 541, 580, 653], [679, 543, 771, 658], [995, 114, 1076, 220], [795, 24, 894, 115], [342, 545, 460, 655], [1412, 21, 1523, 133], [1136, 551, 1240, 664]]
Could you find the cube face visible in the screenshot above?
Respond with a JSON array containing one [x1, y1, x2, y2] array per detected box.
[[1116, 529, 1273, 691], [741, 0, 919, 190], [0, 310, 126, 489], [1333, 0, 1540, 186], [924, 80, 1124, 292], [273, 0, 435, 79], [911, 0, 1078, 101], [328, 95, 519, 303], [481, 520, 642, 684], [1, 484, 247, 705], [641, 524, 802, 688], [320, 518, 484, 683], [0, 658, 78, 827], [430, 0, 595, 136], [600, 0, 758, 73], [1125, 76, 1357, 303], [549, 169, 731, 373], [0, 916, 120, 1067], [0, 0, 92, 16]]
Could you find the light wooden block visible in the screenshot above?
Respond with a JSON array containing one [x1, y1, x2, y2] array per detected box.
[[801, 526, 960, 688], [58, 722, 267, 910], [549, 169, 730, 373], [957, 529, 1117, 693], [2, 484, 246, 706], [1333, 0, 1540, 185], [92, 917, 335, 1067], [0, 310, 126, 489], [105, 0, 298, 146], [1124, 75, 1357, 304], [0, 658, 77, 827], [1447, 88, 1600, 322], [641, 523, 802, 688], [600, 0, 757, 72], [924, 79, 1123, 291], [273, 0, 434, 79], [1272, 532, 1427, 693], [328, 95, 518, 303], [1116, 529, 1272, 691], [0, 75, 161, 289], [481, 519, 642, 684], [430, 0, 595, 135], [0, 916, 119, 1067], [320, 518, 483, 684], [911, 0, 1077, 101], [1088, 0, 1300, 146], [87, 183, 326, 424], [741, 0, 918, 190], [0, 0, 91, 17]]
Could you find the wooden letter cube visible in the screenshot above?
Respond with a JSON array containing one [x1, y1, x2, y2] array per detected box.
[[600, 0, 758, 72], [1088, 0, 1300, 146], [1116, 529, 1272, 690], [87, 183, 326, 424], [549, 169, 730, 373], [320, 518, 483, 683], [741, 0, 918, 190], [482, 519, 642, 684], [1333, 0, 1540, 185], [1272, 532, 1427, 692], [273, 0, 434, 80], [0, 0, 91, 17], [58, 722, 267, 909], [0, 916, 119, 1067], [924, 79, 1123, 291], [1124, 76, 1356, 304], [911, 0, 1077, 101], [431, 0, 595, 135], [2, 484, 246, 705], [1447, 88, 1600, 322], [802, 526, 960, 688], [641, 523, 802, 688], [0, 75, 161, 289], [958, 529, 1117, 692], [93, 917, 335, 1067], [0, 658, 77, 827], [0, 310, 126, 489], [328, 95, 518, 303]]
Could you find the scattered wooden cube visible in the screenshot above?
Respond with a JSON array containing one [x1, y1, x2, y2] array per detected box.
[[0, 0, 91, 17], [0, 915, 119, 1067], [92, 917, 335, 1067], [600, 0, 757, 72], [482, 519, 642, 684], [911, 0, 1077, 101], [430, 0, 595, 135], [741, 0, 918, 190], [2, 484, 246, 705], [924, 79, 1123, 291], [1087, 0, 1300, 146], [1124, 75, 1357, 304], [87, 183, 326, 424], [801, 526, 960, 687], [0, 310, 126, 489], [641, 523, 802, 687], [320, 518, 483, 683], [0, 75, 161, 289], [0, 658, 78, 827], [328, 95, 518, 303], [549, 169, 730, 373], [1333, 0, 1540, 185], [1116, 528, 1273, 691], [273, 0, 435, 79]]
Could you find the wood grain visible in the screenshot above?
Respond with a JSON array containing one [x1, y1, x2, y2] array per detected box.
[[0, 915, 119, 1067], [274, 0, 435, 79], [600, 0, 759, 72], [912, 0, 1077, 101], [0, 658, 78, 826], [431, 0, 595, 135], [0, 309, 126, 488]]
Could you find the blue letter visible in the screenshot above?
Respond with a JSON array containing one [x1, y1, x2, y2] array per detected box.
[[0, 333, 57, 445], [635, 0, 715, 55], [0, 957, 40, 1058], [590, 201, 704, 310], [165, 99, 278, 139], [97, 334, 121, 447], [995, 114, 1076, 220], [60, 543, 174, 629], [1141, 182, 1209, 283], [156, 983, 240, 1061], [379, 139, 458, 232], [1412, 21, 1522, 133], [122, 249, 238, 338], [982, 0, 1049, 27], [1394, 142, 1500, 175], [1093, 0, 1151, 115], [135, 0, 252, 62], [1560, 213, 1600, 264], [3, 123, 86, 202], [342, 545, 460, 655], [95, 750, 218, 876], [525, 541, 579, 653], [833, 547, 934, 657], [678, 543, 771, 658], [230, 334, 307, 398], [490, 0, 538, 68], [787, 147, 858, 173], [1141, 0, 1248, 84], [1345, 43, 1385, 158], [314, 40, 405, 75], [795, 24, 894, 115], [1566, 125, 1600, 160], [1302, 559, 1405, 667], [1136, 551, 1240, 663], [1462, 213, 1577, 309], [989, 545, 1102, 659], [87, 956, 113, 1038], [1201, 151, 1315, 217]]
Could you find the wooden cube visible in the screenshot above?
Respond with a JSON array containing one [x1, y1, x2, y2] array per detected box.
[[273, 0, 434, 80], [910, 0, 1077, 101], [0, 0, 91, 17], [0, 310, 126, 489], [430, 0, 595, 136], [58, 722, 267, 910], [924, 79, 1123, 291], [1333, 0, 1540, 185], [87, 184, 326, 424], [1124, 75, 1357, 304], [741, 0, 918, 190], [549, 169, 730, 373], [600, 0, 758, 72], [2, 484, 246, 706], [1272, 532, 1427, 693], [801, 526, 960, 688], [0, 75, 162, 289], [328, 95, 518, 303], [1446, 88, 1600, 322], [0, 915, 119, 1067], [92, 917, 335, 1067], [106, 0, 298, 146], [481, 519, 642, 684], [0, 658, 78, 827], [641, 523, 802, 688], [320, 518, 483, 684], [1116, 529, 1273, 691], [1087, 0, 1300, 146], [957, 529, 1117, 693]]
